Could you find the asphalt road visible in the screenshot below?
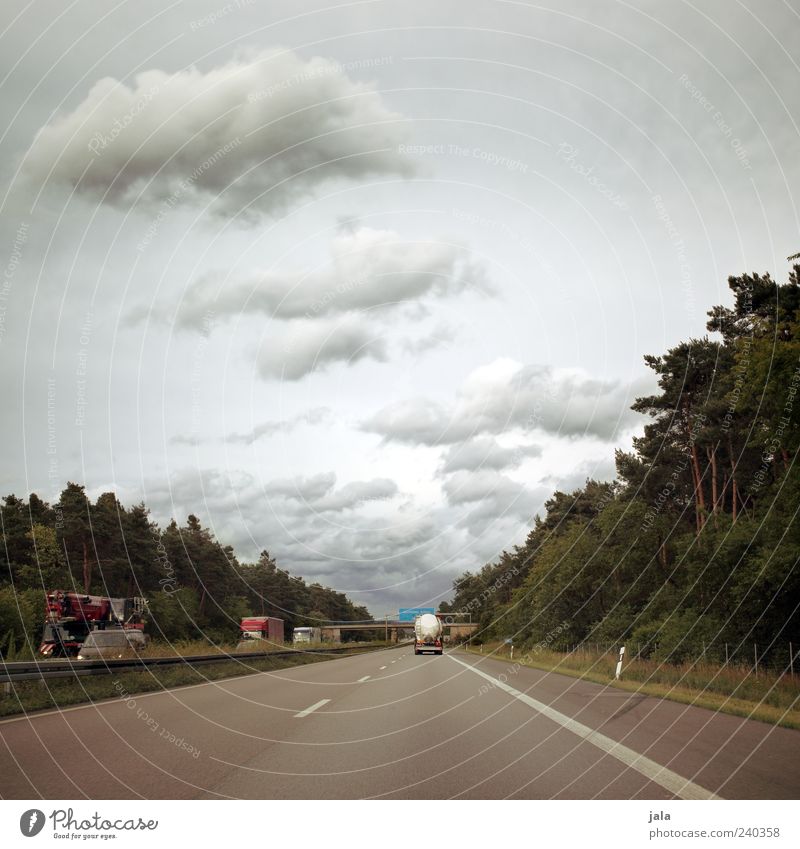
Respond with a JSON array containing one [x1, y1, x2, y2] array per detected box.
[[1, 646, 798, 799]]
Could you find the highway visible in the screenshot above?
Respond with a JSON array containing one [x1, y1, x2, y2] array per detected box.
[[1, 646, 798, 799]]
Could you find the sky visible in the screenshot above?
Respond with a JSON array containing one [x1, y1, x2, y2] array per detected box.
[[0, 0, 798, 616]]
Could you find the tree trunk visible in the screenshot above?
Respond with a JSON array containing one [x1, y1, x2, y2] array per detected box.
[[728, 436, 738, 523], [686, 411, 706, 532], [707, 444, 719, 518], [721, 471, 729, 513], [688, 444, 705, 532], [82, 539, 92, 593]]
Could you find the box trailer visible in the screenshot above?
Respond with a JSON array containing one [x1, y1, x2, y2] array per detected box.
[[239, 616, 284, 646]]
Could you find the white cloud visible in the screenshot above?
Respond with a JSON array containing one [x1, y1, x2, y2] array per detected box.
[[175, 228, 485, 329], [257, 313, 388, 380], [227, 407, 330, 444], [313, 478, 398, 512], [363, 358, 651, 443], [23, 48, 414, 215], [264, 471, 337, 501], [441, 436, 541, 473]]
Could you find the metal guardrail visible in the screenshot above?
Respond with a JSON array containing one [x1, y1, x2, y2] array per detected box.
[[0, 644, 385, 684]]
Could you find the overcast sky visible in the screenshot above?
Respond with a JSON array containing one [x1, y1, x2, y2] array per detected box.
[[1, 0, 798, 615]]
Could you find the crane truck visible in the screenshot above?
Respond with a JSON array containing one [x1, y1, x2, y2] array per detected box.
[[39, 590, 147, 657], [414, 612, 443, 655]]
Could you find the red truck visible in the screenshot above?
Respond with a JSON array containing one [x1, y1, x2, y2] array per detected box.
[[239, 616, 284, 646], [39, 590, 147, 657]]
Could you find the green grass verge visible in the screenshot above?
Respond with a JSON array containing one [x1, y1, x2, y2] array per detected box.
[[0, 645, 386, 718], [463, 643, 800, 731]]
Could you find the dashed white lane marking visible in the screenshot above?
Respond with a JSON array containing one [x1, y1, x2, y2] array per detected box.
[[448, 655, 720, 800], [357, 676, 370, 682], [294, 699, 330, 718], [379, 666, 387, 670]]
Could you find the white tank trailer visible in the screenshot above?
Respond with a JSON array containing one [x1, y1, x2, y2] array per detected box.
[[414, 613, 443, 655]]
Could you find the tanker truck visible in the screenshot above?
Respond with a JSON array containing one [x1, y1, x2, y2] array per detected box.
[[414, 613, 443, 655]]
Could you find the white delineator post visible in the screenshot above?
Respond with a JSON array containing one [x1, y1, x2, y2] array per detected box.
[[615, 645, 626, 680]]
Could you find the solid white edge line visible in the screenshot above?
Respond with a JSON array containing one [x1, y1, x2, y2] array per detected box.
[[357, 676, 370, 682], [293, 698, 331, 718], [448, 655, 720, 800]]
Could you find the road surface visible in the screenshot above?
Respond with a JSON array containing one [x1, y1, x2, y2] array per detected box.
[[1, 646, 798, 799]]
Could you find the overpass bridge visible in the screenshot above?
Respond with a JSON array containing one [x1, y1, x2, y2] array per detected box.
[[320, 614, 477, 644]]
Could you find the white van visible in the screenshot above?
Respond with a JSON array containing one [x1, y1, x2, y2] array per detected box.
[[292, 627, 322, 644], [77, 629, 147, 659]]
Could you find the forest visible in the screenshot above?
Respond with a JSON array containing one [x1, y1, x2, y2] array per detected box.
[[0, 489, 371, 655], [441, 267, 800, 668]]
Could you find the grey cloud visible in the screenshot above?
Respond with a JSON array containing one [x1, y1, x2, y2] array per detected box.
[[257, 314, 388, 380], [441, 436, 541, 473], [360, 397, 470, 446], [443, 469, 526, 506], [265, 472, 397, 512], [264, 471, 337, 501], [23, 48, 414, 216], [442, 469, 549, 537], [176, 229, 485, 329], [313, 478, 398, 512], [227, 407, 330, 444], [362, 359, 652, 444]]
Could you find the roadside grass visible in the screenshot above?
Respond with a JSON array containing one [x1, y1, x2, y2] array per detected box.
[[136, 638, 363, 657], [0, 643, 387, 718], [463, 643, 800, 730]]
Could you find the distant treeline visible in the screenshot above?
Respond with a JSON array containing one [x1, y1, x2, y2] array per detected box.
[[0, 489, 372, 654], [441, 267, 800, 668]]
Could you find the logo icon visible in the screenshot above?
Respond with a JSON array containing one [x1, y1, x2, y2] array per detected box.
[[19, 809, 46, 837]]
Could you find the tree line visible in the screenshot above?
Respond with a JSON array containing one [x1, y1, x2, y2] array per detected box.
[[0, 489, 372, 655], [441, 267, 800, 668]]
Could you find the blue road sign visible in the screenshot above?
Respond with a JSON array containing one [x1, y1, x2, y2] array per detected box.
[[398, 607, 435, 622]]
